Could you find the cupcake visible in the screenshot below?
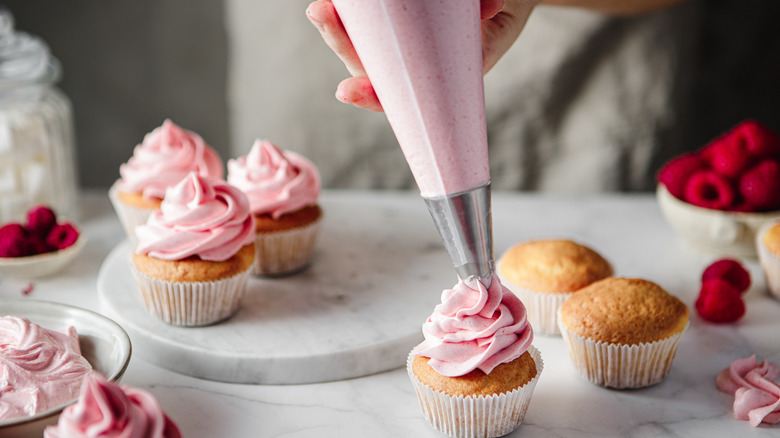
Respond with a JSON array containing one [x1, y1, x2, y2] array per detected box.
[[408, 276, 543, 438], [109, 119, 224, 240], [44, 373, 182, 438], [756, 220, 780, 300], [131, 172, 255, 326], [497, 239, 613, 336], [227, 139, 322, 275], [557, 277, 689, 389]]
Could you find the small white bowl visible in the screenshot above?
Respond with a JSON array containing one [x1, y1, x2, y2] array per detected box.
[[0, 299, 132, 438], [0, 234, 87, 279], [656, 184, 780, 258]]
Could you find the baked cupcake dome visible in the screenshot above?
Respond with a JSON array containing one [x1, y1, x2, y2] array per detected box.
[[558, 277, 689, 388], [498, 239, 613, 336]]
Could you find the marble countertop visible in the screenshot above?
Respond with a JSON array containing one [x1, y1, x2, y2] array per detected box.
[[1, 190, 778, 437]]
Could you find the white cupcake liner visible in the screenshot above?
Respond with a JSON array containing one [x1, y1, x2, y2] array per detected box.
[[407, 345, 543, 438], [253, 217, 321, 276], [108, 181, 155, 242], [756, 220, 780, 300], [558, 314, 686, 388], [129, 260, 251, 327]]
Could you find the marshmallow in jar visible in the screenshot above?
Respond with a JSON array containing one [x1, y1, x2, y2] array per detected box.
[[0, 6, 78, 223]]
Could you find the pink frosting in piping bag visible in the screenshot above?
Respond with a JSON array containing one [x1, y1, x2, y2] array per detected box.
[[134, 172, 255, 262], [44, 373, 182, 438], [411, 277, 534, 377], [716, 355, 780, 426], [119, 119, 224, 201], [0, 316, 92, 421], [227, 139, 320, 219]]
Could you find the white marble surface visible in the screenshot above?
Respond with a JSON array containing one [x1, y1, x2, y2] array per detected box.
[[97, 196, 451, 384], [1, 189, 779, 437]]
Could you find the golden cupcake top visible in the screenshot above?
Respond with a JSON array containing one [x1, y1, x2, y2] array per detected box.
[[498, 240, 613, 293], [412, 350, 537, 397], [762, 222, 780, 255], [559, 277, 689, 345]]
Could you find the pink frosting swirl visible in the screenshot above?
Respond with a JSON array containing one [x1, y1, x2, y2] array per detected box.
[[227, 139, 320, 219], [44, 373, 182, 438], [134, 172, 255, 262], [119, 119, 224, 201], [0, 316, 92, 421], [716, 355, 780, 426], [411, 276, 534, 377]]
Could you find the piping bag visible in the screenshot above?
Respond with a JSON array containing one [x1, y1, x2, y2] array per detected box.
[[331, 0, 493, 285]]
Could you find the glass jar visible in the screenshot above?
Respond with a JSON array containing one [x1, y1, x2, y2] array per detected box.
[[0, 7, 78, 223]]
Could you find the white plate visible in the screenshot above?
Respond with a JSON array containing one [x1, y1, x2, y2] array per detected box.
[[0, 235, 87, 279], [0, 299, 132, 437]]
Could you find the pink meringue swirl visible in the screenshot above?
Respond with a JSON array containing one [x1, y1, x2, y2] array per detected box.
[[0, 316, 92, 421], [44, 373, 182, 438], [119, 119, 224, 201], [134, 172, 255, 262], [411, 276, 534, 377], [227, 139, 320, 219], [716, 355, 780, 426]]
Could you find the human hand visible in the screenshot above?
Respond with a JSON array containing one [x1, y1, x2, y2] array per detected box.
[[306, 0, 539, 112]]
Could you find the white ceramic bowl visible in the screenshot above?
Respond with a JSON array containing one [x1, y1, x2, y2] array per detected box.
[[656, 184, 780, 258], [0, 299, 132, 438], [0, 234, 86, 279]]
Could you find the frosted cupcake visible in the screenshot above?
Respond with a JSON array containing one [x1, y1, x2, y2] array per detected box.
[[408, 276, 543, 438], [558, 277, 689, 388], [131, 172, 255, 326], [498, 239, 613, 336], [756, 220, 780, 300], [44, 373, 182, 438], [227, 139, 322, 275], [109, 119, 224, 240]]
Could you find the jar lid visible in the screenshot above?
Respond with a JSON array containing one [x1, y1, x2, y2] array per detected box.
[[0, 6, 59, 89]]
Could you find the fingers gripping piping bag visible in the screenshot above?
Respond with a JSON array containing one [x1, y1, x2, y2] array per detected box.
[[331, 0, 494, 283]]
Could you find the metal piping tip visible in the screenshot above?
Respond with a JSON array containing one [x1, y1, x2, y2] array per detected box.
[[423, 182, 494, 286]]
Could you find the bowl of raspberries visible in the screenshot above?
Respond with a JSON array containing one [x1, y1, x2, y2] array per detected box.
[[657, 120, 780, 258], [0, 205, 85, 278]]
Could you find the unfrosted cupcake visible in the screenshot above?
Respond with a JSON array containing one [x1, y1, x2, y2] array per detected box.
[[558, 277, 689, 388], [131, 172, 255, 326], [756, 220, 780, 300], [227, 139, 322, 275], [497, 239, 613, 336], [109, 119, 224, 240], [408, 276, 543, 438], [44, 373, 181, 438]]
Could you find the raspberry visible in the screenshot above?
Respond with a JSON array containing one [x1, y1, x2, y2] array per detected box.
[[46, 222, 80, 250], [706, 134, 753, 179], [735, 120, 780, 159], [701, 259, 751, 293], [25, 205, 57, 236], [683, 170, 735, 210], [0, 233, 31, 257], [0, 223, 27, 241], [658, 153, 708, 200], [695, 279, 745, 323], [738, 159, 780, 211], [26, 235, 50, 255]]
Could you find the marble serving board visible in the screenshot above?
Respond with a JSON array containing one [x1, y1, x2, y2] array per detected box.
[[97, 193, 452, 385]]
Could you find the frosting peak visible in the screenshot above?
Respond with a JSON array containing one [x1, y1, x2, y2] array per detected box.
[[119, 119, 224, 200], [716, 355, 780, 426], [0, 316, 92, 421], [44, 373, 182, 438], [134, 172, 255, 261], [227, 139, 320, 219], [411, 276, 533, 377]]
